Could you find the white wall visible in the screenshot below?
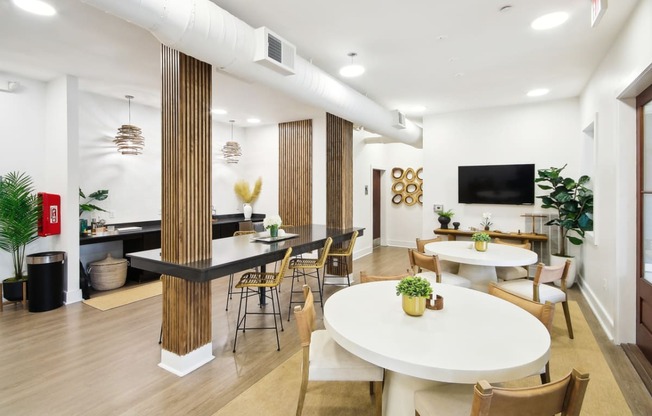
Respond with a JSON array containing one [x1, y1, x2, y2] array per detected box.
[[578, 0, 652, 344]]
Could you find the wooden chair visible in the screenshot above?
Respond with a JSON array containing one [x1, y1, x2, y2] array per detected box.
[[408, 249, 471, 288], [238, 221, 254, 231], [498, 260, 574, 339], [287, 237, 333, 320], [324, 230, 358, 290], [488, 282, 555, 383], [493, 238, 532, 281], [415, 237, 459, 273], [294, 285, 383, 416], [414, 368, 589, 416], [359, 270, 409, 284], [225, 230, 257, 311], [232, 247, 293, 353]]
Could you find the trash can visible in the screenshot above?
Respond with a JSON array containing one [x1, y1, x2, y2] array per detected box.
[[27, 251, 66, 312]]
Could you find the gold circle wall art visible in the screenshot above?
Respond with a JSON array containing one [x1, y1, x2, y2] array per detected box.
[[391, 166, 423, 206]]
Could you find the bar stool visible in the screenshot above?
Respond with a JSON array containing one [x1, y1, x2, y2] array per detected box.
[[323, 230, 358, 291], [225, 230, 257, 311], [287, 237, 332, 320], [232, 247, 293, 353]]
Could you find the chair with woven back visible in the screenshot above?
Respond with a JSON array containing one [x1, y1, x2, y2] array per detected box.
[[415, 236, 459, 274], [407, 249, 471, 288], [323, 230, 358, 290], [224, 230, 257, 311], [497, 259, 574, 339], [488, 282, 554, 383], [232, 247, 293, 353], [359, 270, 409, 284], [493, 237, 532, 281], [414, 368, 589, 416], [293, 285, 384, 416], [287, 237, 333, 320]]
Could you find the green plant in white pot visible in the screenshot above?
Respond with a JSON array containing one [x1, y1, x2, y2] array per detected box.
[[535, 164, 593, 287], [0, 172, 40, 300], [396, 276, 433, 316]]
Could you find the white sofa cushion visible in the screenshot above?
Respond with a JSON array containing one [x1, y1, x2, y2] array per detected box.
[[498, 280, 566, 304], [309, 330, 384, 381]]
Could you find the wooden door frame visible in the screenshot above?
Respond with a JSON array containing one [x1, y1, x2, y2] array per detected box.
[[370, 166, 386, 246]]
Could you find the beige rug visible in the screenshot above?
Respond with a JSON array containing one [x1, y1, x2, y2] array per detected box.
[[82, 281, 162, 311], [214, 301, 631, 416]]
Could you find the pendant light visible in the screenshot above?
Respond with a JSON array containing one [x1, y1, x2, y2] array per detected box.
[[339, 52, 365, 78], [114, 95, 145, 155], [222, 120, 242, 163]]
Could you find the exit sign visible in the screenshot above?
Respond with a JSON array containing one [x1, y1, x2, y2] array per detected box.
[[591, 0, 607, 27]]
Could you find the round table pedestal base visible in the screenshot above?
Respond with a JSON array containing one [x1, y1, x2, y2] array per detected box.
[[457, 264, 497, 292], [383, 370, 445, 416]]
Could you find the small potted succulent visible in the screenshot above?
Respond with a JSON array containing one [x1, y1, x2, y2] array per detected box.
[[471, 232, 491, 252], [436, 209, 454, 229], [396, 275, 433, 316]]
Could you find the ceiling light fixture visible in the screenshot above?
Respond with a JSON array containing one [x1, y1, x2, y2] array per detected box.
[[114, 95, 145, 155], [531, 12, 569, 30], [247, 118, 261, 124], [12, 0, 56, 16], [526, 88, 550, 97], [339, 52, 365, 78], [222, 120, 242, 164]]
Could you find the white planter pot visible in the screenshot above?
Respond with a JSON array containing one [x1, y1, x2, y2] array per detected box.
[[550, 254, 577, 288], [243, 203, 252, 220]]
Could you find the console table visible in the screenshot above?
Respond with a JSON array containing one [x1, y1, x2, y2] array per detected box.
[[434, 228, 548, 244]]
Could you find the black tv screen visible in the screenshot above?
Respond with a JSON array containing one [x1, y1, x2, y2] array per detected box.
[[458, 164, 535, 205]]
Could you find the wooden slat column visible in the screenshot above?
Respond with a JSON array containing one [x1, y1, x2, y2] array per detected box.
[[160, 45, 213, 370], [326, 113, 353, 275], [279, 120, 313, 226]]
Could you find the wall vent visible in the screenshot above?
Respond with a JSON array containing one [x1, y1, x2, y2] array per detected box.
[[392, 110, 406, 129], [254, 27, 296, 76]]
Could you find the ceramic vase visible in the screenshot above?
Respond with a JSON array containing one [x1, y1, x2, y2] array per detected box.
[[402, 295, 426, 316], [243, 203, 252, 220], [438, 216, 451, 229], [474, 241, 488, 252]]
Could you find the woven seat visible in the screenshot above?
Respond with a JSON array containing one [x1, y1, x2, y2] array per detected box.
[[359, 270, 409, 283], [324, 230, 358, 290], [225, 230, 257, 311], [232, 247, 293, 353], [287, 237, 333, 320]]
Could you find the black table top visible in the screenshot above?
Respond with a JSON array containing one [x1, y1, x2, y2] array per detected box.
[[126, 224, 363, 282]]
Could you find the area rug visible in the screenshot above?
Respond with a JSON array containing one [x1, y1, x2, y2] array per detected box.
[[213, 301, 631, 416], [82, 281, 161, 311]]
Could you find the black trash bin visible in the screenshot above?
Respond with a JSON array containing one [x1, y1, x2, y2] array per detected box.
[[27, 251, 66, 312]]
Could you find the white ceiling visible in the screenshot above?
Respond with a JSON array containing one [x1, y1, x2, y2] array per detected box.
[[0, 0, 640, 128]]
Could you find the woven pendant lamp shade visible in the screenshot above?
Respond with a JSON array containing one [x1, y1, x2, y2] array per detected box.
[[222, 120, 241, 163], [114, 95, 145, 155]]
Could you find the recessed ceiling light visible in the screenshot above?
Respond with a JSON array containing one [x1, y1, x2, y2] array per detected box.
[[12, 0, 56, 16], [212, 108, 227, 115], [339, 52, 365, 78], [247, 118, 261, 124], [526, 88, 550, 97], [531, 12, 569, 30]]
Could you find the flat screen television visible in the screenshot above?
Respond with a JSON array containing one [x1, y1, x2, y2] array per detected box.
[[458, 164, 535, 205]]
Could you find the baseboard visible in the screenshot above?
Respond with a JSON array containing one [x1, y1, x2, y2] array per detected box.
[[577, 278, 615, 342], [385, 239, 414, 248], [622, 343, 652, 395], [64, 288, 84, 305]]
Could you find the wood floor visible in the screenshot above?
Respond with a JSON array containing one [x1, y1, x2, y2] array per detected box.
[[0, 246, 651, 415]]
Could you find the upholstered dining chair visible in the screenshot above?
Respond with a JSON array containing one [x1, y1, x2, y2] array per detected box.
[[414, 368, 589, 416], [488, 282, 555, 383], [493, 238, 532, 281], [415, 236, 459, 273], [225, 230, 257, 311], [359, 270, 409, 284], [408, 249, 471, 288], [232, 247, 293, 353], [287, 237, 333, 320], [293, 285, 383, 416], [323, 230, 358, 290], [497, 260, 574, 339]]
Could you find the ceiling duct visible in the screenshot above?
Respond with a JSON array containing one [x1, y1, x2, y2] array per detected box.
[[254, 27, 295, 75], [81, 0, 422, 147]]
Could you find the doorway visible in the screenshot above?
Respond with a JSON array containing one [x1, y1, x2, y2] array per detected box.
[[372, 169, 382, 247]]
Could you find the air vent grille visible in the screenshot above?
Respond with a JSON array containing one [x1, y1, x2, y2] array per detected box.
[[267, 34, 283, 64], [254, 27, 296, 75], [391, 110, 407, 129]]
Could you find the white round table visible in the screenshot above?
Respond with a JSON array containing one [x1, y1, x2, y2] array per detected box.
[[425, 240, 537, 291], [324, 281, 550, 416]]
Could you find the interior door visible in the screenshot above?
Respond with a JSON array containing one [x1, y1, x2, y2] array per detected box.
[[637, 83, 652, 362], [373, 169, 381, 246]]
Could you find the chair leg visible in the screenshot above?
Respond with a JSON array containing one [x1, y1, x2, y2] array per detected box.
[[225, 273, 234, 311], [288, 268, 299, 321], [158, 324, 163, 345], [274, 286, 284, 331], [372, 380, 383, 416], [316, 268, 324, 311], [233, 287, 246, 353], [562, 300, 574, 339], [540, 361, 550, 384], [270, 287, 281, 351]]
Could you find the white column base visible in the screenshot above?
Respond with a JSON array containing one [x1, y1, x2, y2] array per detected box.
[[159, 343, 214, 377], [383, 370, 444, 416], [457, 264, 497, 292]]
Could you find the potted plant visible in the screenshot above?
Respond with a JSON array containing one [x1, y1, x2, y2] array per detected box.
[[480, 212, 493, 231], [234, 177, 262, 220], [79, 188, 109, 234], [395, 275, 433, 316], [263, 214, 282, 238], [0, 171, 41, 301], [436, 209, 454, 229], [535, 164, 593, 287], [471, 232, 491, 252]]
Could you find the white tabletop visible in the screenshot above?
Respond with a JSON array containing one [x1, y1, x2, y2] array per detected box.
[[424, 240, 537, 267], [323, 281, 550, 384]]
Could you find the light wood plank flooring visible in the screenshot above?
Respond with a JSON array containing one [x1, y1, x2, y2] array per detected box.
[[0, 246, 650, 415]]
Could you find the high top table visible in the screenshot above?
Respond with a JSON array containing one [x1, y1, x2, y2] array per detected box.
[[324, 281, 550, 416], [424, 240, 537, 291]]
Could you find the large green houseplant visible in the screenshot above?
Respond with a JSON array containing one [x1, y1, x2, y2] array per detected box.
[[0, 171, 41, 299]]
